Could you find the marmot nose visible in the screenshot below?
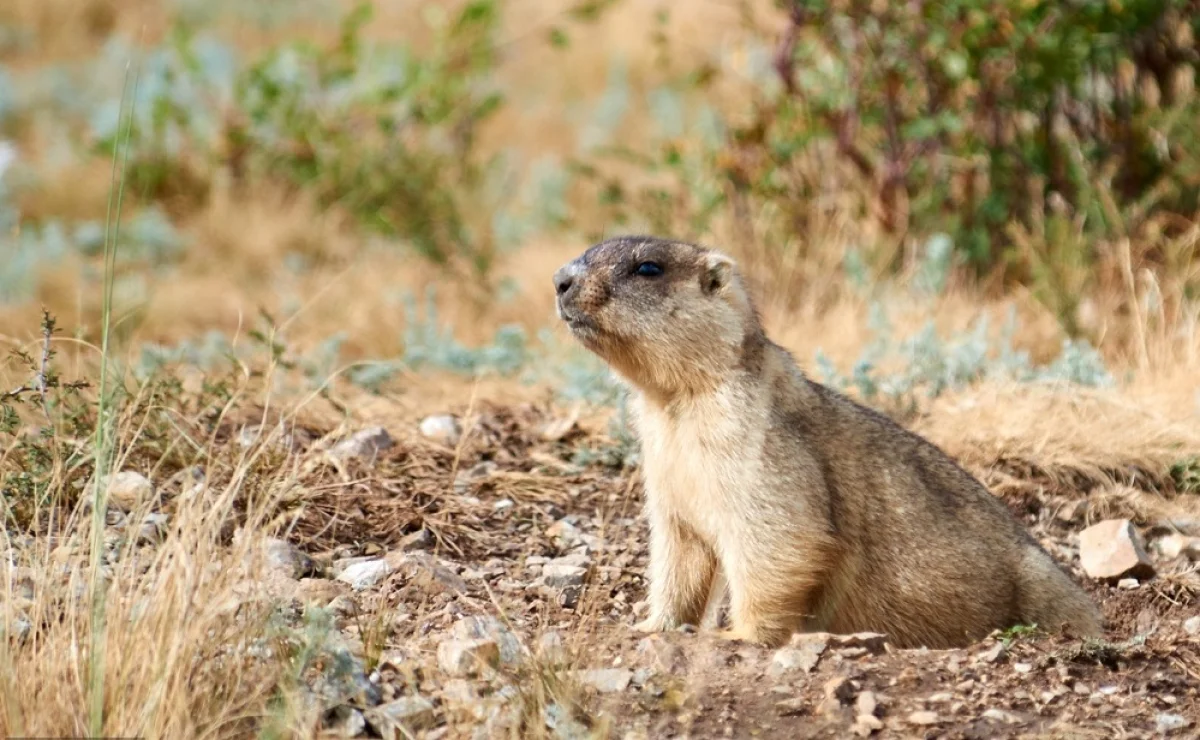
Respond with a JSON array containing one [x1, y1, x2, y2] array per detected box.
[[553, 268, 574, 297]]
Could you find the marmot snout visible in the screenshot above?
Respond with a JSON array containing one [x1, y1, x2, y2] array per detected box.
[[553, 234, 1103, 649]]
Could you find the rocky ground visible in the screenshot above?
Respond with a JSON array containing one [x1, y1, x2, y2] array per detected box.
[[7, 401, 1200, 739]]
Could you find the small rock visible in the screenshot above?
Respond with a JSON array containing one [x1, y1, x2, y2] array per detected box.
[[453, 461, 497, 494], [438, 638, 501, 677], [1183, 616, 1200, 635], [907, 710, 939, 726], [99, 471, 153, 512], [852, 715, 883, 736], [982, 708, 1019, 724], [1156, 713, 1189, 734], [578, 668, 633, 693], [365, 696, 436, 738], [1013, 662, 1032, 674], [855, 691, 878, 718], [635, 636, 687, 673], [831, 632, 888, 653], [817, 675, 858, 717], [329, 706, 367, 737], [236, 423, 296, 451], [451, 616, 523, 664], [399, 528, 434, 551], [335, 559, 392, 590], [419, 415, 461, 446], [979, 641, 1008, 663], [1118, 578, 1141, 589], [541, 563, 587, 589], [546, 519, 584, 551], [326, 594, 358, 618], [768, 639, 826, 676], [927, 691, 954, 703], [331, 426, 395, 462], [1152, 534, 1200, 561], [537, 631, 568, 666], [261, 538, 314, 579], [1079, 519, 1156, 581], [788, 631, 885, 654]]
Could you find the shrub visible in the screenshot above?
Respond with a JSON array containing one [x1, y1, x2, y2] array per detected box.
[[733, 0, 1200, 273]]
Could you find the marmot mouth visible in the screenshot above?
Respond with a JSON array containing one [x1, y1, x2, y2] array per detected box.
[[559, 310, 600, 335]]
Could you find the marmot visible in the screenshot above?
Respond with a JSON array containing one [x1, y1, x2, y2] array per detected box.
[[552, 235, 1103, 649]]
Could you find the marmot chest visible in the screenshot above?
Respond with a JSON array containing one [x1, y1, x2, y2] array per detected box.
[[634, 391, 767, 542]]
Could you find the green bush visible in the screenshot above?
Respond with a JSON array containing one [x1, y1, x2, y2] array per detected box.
[[740, 0, 1200, 270]]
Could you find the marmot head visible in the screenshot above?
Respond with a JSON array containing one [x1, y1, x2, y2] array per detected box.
[[552, 235, 762, 400]]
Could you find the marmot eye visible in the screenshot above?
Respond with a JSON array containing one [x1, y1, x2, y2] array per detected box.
[[635, 261, 664, 277]]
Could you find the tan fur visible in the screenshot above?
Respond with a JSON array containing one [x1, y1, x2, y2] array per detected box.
[[553, 235, 1104, 649]]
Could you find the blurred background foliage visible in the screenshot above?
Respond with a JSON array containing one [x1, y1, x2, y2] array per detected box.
[[1, 0, 1197, 347]]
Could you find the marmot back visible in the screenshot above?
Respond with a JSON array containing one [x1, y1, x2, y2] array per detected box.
[[552, 235, 1103, 649]]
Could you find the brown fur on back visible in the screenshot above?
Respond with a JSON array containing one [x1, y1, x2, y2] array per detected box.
[[552, 235, 1103, 649]]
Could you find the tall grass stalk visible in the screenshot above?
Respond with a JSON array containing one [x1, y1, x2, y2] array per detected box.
[[88, 59, 140, 738]]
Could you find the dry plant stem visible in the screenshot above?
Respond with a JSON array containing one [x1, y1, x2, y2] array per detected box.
[[1120, 237, 1151, 372]]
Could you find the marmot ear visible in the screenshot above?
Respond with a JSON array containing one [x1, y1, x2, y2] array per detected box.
[[702, 252, 734, 295]]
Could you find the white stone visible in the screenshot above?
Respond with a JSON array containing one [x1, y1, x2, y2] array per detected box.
[[331, 426, 395, 461], [577, 668, 633, 693], [1156, 713, 1189, 734], [418, 415, 460, 446], [335, 559, 392, 590]]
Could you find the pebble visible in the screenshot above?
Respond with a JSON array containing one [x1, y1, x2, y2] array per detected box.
[[335, 559, 392, 590], [1153, 534, 1200, 561], [768, 639, 826, 676], [855, 691, 878, 718], [451, 616, 523, 665], [419, 415, 461, 446], [1156, 713, 1189, 734], [437, 638, 501, 677], [578, 668, 633, 693], [1078, 519, 1156, 581], [851, 715, 883, 736], [365, 696, 437, 736], [261, 538, 314, 579], [635, 636, 687, 674], [331, 426, 395, 461], [541, 562, 587, 588], [982, 708, 1020, 724], [907, 710, 939, 726], [537, 631, 568, 666], [399, 528, 434, 551], [546, 519, 585, 550], [979, 642, 1007, 663], [99, 471, 153, 512], [1183, 616, 1200, 635]]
